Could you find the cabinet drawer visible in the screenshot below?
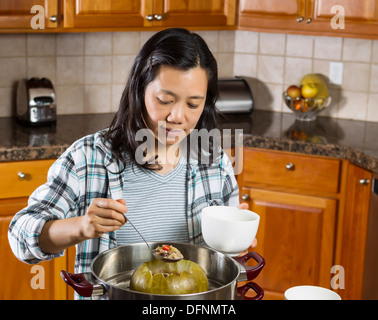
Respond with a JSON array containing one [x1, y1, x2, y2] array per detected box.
[[243, 149, 341, 194], [0, 159, 56, 199]]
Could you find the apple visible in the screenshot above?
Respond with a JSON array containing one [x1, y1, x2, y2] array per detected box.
[[301, 83, 318, 99], [286, 85, 302, 99]]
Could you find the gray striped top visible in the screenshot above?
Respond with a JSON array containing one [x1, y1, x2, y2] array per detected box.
[[115, 155, 189, 245]]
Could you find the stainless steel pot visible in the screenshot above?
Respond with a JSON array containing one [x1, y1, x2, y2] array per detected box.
[[61, 241, 265, 300]]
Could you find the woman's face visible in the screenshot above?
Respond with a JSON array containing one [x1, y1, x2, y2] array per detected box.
[[143, 65, 208, 145]]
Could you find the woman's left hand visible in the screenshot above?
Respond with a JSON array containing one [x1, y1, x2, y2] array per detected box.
[[237, 202, 257, 256]]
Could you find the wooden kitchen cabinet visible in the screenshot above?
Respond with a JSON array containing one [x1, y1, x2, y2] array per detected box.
[[0, 0, 236, 32], [0, 159, 75, 300], [335, 162, 372, 300], [238, 0, 378, 39], [0, 0, 58, 29], [238, 148, 340, 299], [239, 148, 373, 300], [64, 0, 236, 29], [63, 0, 151, 29]]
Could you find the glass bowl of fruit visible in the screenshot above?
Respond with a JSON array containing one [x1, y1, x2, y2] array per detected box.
[[283, 74, 331, 121]]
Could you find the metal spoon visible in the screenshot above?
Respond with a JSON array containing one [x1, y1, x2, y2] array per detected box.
[[124, 214, 182, 263]]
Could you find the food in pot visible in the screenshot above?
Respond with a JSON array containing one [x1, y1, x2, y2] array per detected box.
[[130, 259, 208, 294], [153, 244, 184, 260]]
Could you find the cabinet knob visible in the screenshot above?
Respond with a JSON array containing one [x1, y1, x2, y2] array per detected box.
[[154, 14, 163, 21], [297, 16, 304, 23], [286, 163, 295, 171], [241, 194, 250, 201], [359, 179, 370, 185], [306, 17, 312, 24], [146, 15, 154, 21], [49, 15, 58, 23], [18, 172, 26, 180]]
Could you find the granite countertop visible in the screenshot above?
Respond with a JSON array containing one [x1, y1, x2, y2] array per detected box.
[[0, 110, 377, 173]]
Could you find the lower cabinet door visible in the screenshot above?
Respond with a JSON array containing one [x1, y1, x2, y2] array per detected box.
[[0, 197, 68, 300], [241, 187, 337, 300]]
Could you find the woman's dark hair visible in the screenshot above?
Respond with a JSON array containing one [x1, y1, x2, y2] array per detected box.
[[103, 28, 219, 170]]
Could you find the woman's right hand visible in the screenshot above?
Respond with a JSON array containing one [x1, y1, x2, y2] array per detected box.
[[80, 198, 128, 239]]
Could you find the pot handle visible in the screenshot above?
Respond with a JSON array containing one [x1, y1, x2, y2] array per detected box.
[[233, 251, 265, 281], [237, 282, 264, 300], [60, 270, 104, 297]]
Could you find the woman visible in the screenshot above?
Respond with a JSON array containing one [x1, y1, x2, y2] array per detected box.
[[8, 28, 252, 282]]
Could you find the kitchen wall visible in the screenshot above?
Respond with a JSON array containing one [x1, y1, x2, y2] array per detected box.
[[0, 30, 377, 122]]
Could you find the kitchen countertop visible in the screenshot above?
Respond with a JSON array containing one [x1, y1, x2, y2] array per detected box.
[[0, 110, 377, 173]]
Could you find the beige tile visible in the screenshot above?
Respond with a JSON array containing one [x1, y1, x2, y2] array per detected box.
[[233, 53, 257, 78], [218, 31, 235, 53], [313, 59, 332, 81], [369, 64, 378, 93], [112, 55, 134, 84], [195, 31, 219, 53], [84, 84, 112, 113], [85, 32, 112, 56], [314, 36, 342, 60], [284, 57, 312, 85], [342, 62, 370, 92], [257, 55, 284, 84], [235, 31, 258, 54], [0, 34, 26, 57], [57, 33, 84, 56], [286, 34, 314, 58], [27, 34, 56, 56], [112, 84, 124, 112], [84, 56, 112, 85], [337, 91, 368, 120], [0, 57, 26, 87], [343, 38, 372, 63], [55, 85, 84, 115], [259, 33, 285, 55], [27, 57, 56, 83], [367, 93, 378, 122], [254, 83, 284, 112], [218, 53, 234, 77], [56, 56, 84, 85], [372, 40, 378, 63], [113, 32, 140, 55]]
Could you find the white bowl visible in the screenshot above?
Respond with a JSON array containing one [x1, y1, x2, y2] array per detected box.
[[201, 206, 260, 256], [284, 286, 341, 300]]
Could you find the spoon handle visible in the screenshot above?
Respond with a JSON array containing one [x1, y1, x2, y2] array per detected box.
[[123, 214, 152, 251]]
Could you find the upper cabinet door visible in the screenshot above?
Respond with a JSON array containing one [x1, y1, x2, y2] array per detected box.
[[153, 0, 236, 27], [63, 0, 153, 29], [0, 0, 58, 30], [309, 0, 378, 38], [239, 0, 378, 38], [238, 0, 306, 30]]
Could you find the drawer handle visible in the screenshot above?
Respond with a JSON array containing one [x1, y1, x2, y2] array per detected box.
[[18, 172, 26, 180], [241, 194, 250, 201], [286, 163, 295, 171]]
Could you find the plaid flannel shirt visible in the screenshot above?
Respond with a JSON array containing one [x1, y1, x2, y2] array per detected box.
[[8, 130, 239, 275]]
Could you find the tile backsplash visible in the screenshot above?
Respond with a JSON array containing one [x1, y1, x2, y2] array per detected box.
[[0, 30, 377, 122]]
